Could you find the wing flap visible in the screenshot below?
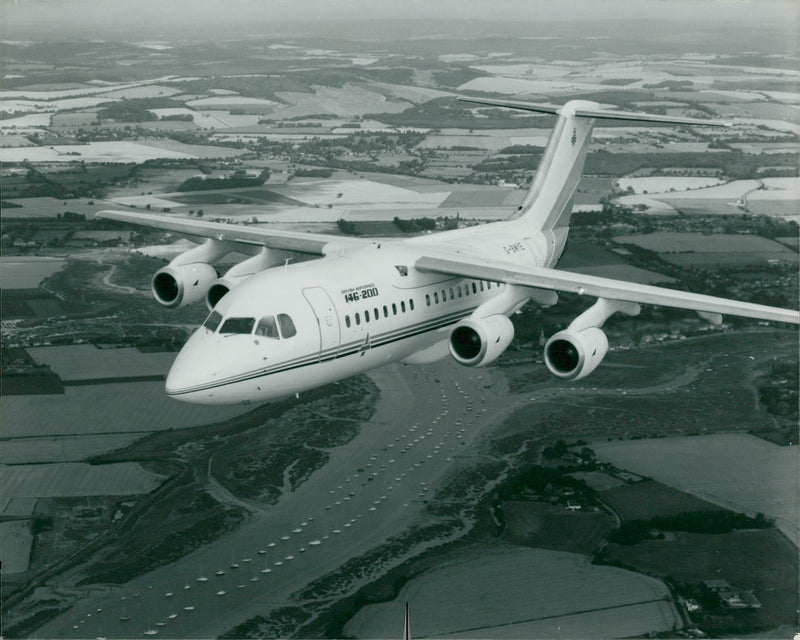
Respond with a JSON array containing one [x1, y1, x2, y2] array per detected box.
[[96, 210, 369, 255], [416, 254, 799, 325]]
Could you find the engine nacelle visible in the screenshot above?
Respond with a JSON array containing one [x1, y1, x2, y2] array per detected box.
[[203, 248, 292, 310], [205, 274, 249, 310], [544, 327, 608, 381], [449, 314, 514, 367], [152, 263, 217, 309]]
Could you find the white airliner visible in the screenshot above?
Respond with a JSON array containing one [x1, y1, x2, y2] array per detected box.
[[97, 97, 799, 405]]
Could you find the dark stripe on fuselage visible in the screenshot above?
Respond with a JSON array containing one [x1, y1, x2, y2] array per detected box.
[[167, 305, 476, 396]]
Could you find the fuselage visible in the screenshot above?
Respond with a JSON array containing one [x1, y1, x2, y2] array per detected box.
[[166, 221, 566, 404]]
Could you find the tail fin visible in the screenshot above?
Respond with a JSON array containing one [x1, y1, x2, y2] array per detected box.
[[459, 97, 730, 232]]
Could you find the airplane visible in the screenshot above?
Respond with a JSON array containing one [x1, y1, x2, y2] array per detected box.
[[96, 97, 799, 405]]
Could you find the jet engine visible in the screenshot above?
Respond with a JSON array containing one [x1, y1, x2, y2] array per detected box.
[[449, 314, 514, 367], [152, 262, 218, 309], [544, 327, 608, 381], [150, 238, 236, 309]]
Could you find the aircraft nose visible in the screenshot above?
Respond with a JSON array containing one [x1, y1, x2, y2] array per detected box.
[[165, 330, 219, 400]]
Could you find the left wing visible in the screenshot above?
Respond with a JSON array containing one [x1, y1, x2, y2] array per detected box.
[[96, 209, 372, 255], [416, 253, 800, 325]]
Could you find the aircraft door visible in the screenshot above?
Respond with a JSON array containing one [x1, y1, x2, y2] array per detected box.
[[302, 287, 340, 360]]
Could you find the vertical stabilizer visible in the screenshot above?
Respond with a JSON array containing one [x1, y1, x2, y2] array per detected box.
[[512, 101, 597, 231], [458, 97, 728, 233], [403, 602, 410, 640]]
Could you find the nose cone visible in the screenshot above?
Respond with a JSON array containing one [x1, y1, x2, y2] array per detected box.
[[165, 330, 219, 403]]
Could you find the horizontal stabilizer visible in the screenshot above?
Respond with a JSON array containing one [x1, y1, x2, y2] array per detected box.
[[458, 96, 561, 115], [458, 96, 731, 127]]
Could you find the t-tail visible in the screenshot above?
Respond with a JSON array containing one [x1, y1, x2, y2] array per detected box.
[[459, 96, 731, 235]]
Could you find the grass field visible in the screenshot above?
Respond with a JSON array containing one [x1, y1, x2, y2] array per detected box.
[[501, 501, 614, 554], [593, 434, 799, 545], [345, 546, 680, 638], [598, 480, 726, 521]]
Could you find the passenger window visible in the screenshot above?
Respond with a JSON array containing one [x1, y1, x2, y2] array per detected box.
[[204, 310, 222, 332], [356, 312, 361, 325], [255, 316, 279, 338], [434, 292, 439, 304], [392, 303, 397, 315], [449, 287, 455, 299], [365, 310, 370, 322], [383, 305, 389, 318], [426, 294, 430, 307], [442, 290, 447, 302], [346, 315, 351, 328], [278, 314, 296, 338], [409, 299, 414, 311], [374, 307, 379, 320], [472, 282, 477, 294], [401, 301, 406, 313], [480, 281, 485, 291], [457, 286, 462, 298], [220, 317, 255, 334], [487, 281, 492, 289]]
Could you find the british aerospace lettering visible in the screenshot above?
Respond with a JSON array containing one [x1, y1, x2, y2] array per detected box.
[[342, 283, 380, 303]]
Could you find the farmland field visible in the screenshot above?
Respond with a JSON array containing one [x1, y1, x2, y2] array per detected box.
[[2, 381, 250, 438], [1, 461, 166, 504], [345, 546, 680, 638], [27, 345, 175, 381], [592, 434, 799, 545], [0, 521, 33, 574], [617, 177, 725, 193], [0, 140, 246, 163], [0, 257, 66, 289], [613, 231, 794, 254], [598, 480, 726, 521], [273, 85, 410, 118], [0, 433, 145, 464], [662, 251, 798, 266], [604, 529, 797, 628]]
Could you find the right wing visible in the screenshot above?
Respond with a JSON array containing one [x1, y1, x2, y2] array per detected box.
[[96, 209, 373, 255], [416, 252, 800, 325]]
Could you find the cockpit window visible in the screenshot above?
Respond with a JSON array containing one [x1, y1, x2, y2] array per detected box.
[[203, 310, 223, 332], [255, 316, 279, 338], [220, 317, 255, 334], [278, 314, 297, 338]]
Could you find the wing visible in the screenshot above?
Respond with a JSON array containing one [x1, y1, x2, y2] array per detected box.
[[416, 253, 799, 325], [95, 209, 372, 255]]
